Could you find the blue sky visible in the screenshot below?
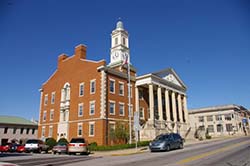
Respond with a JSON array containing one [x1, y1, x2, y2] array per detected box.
[[0, 0, 249, 120]]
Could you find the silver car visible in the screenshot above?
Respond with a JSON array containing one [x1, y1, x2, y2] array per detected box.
[[68, 138, 89, 155], [149, 133, 184, 152]]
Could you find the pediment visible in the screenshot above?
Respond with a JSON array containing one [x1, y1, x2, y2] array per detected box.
[[163, 74, 182, 86]]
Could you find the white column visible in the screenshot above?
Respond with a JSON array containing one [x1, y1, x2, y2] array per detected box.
[[135, 86, 139, 113], [183, 95, 189, 123], [171, 91, 177, 123], [157, 86, 163, 121], [165, 89, 170, 122], [149, 84, 154, 121], [178, 94, 183, 123]]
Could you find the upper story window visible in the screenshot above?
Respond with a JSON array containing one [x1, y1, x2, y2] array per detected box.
[[78, 103, 84, 117], [128, 104, 133, 117], [139, 107, 145, 119], [123, 37, 126, 45], [119, 103, 125, 116], [110, 79, 115, 94], [119, 82, 124, 96], [20, 128, 24, 134], [109, 101, 115, 115], [51, 92, 55, 104], [50, 109, 54, 121], [4, 127, 8, 134], [198, 116, 204, 122], [139, 90, 144, 100], [32, 128, 35, 135], [79, 83, 84, 97], [90, 80, 96, 94], [49, 126, 53, 137], [44, 94, 48, 105], [61, 83, 71, 102], [128, 84, 133, 98], [207, 115, 213, 122], [26, 128, 30, 134], [115, 37, 118, 45], [216, 115, 223, 121], [13, 128, 17, 134], [43, 111, 47, 122], [89, 101, 95, 115], [225, 114, 232, 121]]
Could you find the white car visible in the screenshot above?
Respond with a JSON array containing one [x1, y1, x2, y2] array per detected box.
[[25, 139, 49, 153]]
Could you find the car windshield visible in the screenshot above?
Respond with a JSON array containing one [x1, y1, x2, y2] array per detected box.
[[154, 135, 169, 141], [70, 138, 85, 143], [26, 140, 38, 143], [57, 142, 67, 146]]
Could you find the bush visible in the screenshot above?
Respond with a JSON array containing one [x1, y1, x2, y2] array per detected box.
[[90, 140, 150, 151], [206, 135, 212, 139], [57, 138, 68, 144], [45, 137, 57, 150]]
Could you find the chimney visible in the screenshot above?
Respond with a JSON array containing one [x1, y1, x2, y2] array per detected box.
[[58, 53, 68, 68], [75, 44, 87, 59]]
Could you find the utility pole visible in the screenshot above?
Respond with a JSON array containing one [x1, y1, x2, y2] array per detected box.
[[127, 59, 132, 144]]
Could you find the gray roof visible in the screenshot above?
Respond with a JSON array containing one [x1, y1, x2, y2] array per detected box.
[[0, 116, 37, 126]]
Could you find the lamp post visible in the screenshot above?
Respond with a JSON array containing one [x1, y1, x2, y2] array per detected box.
[[127, 59, 132, 144]]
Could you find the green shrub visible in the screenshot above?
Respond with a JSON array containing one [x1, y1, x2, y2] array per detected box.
[[57, 138, 68, 144], [206, 135, 212, 139], [45, 137, 57, 150]]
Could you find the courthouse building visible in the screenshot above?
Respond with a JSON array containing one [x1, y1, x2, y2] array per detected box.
[[38, 21, 190, 145]]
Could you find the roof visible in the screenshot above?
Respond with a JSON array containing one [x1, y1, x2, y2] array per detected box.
[[189, 104, 247, 114], [0, 116, 37, 126]]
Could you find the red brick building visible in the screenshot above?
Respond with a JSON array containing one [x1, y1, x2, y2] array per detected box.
[[38, 21, 136, 145]]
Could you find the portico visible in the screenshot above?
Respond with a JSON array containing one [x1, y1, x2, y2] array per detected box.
[[135, 68, 190, 140]]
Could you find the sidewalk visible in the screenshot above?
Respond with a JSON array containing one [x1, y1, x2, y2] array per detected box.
[[89, 135, 245, 157]]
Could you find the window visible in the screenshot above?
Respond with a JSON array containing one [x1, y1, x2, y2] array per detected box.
[[207, 115, 213, 122], [89, 101, 95, 115], [89, 122, 95, 136], [32, 128, 35, 135], [42, 126, 45, 137], [43, 111, 47, 122], [226, 124, 233, 132], [115, 37, 118, 45], [13, 128, 17, 134], [26, 128, 30, 134], [119, 103, 125, 116], [225, 114, 232, 121], [78, 103, 84, 117], [78, 123, 82, 136], [198, 116, 204, 122], [4, 127, 8, 134], [20, 128, 24, 134], [216, 115, 222, 121], [44, 94, 48, 105], [128, 105, 133, 117], [139, 90, 143, 100], [79, 83, 84, 96], [123, 37, 126, 45], [119, 82, 124, 96], [217, 124, 223, 132], [51, 92, 55, 104], [109, 101, 115, 115], [128, 84, 133, 98], [50, 109, 54, 121], [90, 80, 96, 94], [207, 125, 214, 133], [139, 107, 145, 119], [49, 126, 53, 137], [109, 122, 115, 134], [110, 79, 115, 94], [198, 125, 205, 131]]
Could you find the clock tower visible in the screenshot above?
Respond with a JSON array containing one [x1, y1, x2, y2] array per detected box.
[[109, 20, 130, 65]]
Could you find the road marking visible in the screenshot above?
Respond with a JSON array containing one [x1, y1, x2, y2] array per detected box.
[[176, 140, 250, 165]]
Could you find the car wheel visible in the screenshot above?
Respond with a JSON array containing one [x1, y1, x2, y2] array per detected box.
[[166, 145, 170, 151]]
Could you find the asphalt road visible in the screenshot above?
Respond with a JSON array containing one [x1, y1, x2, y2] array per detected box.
[[1, 136, 249, 166]]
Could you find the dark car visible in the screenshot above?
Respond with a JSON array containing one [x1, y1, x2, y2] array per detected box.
[[149, 133, 184, 152], [52, 142, 68, 154]]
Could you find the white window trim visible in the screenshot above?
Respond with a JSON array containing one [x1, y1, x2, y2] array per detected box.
[[128, 104, 133, 117], [42, 126, 45, 137], [79, 82, 85, 97], [89, 100, 95, 115], [127, 84, 133, 98], [51, 92, 55, 104], [50, 109, 54, 121], [119, 82, 124, 96], [43, 110, 47, 122], [44, 94, 48, 105], [109, 100, 116, 115], [109, 79, 115, 94], [77, 123, 83, 137], [90, 79, 96, 94], [89, 121, 95, 137], [119, 102, 125, 116], [49, 125, 53, 137], [78, 103, 84, 117]]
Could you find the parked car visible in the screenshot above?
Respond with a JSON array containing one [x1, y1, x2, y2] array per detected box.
[[52, 142, 68, 154], [25, 139, 49, 153], [0, 144, 10, 152], [68, 138, 89, 155], [149, 133, 184, 152], [16, 145, 25, 153]]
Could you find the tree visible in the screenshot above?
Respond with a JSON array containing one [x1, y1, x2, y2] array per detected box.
[[45, 137, 57, 150]]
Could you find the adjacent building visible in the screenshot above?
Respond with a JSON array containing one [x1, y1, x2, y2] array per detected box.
[[189, 104, 250, 138], [38, 21, 190, 145], [0, 116, 38, 145]]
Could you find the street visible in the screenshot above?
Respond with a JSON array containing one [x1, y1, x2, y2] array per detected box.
[[0, 136, 249, 166]]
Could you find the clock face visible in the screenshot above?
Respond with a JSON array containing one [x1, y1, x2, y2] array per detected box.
[[112, 52, 119, 60]]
